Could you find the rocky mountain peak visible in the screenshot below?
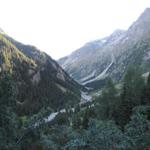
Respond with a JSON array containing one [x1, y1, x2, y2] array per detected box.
[[128, 8, 150, 33], [106, 29, 125, 44], [58, 8, 150, 89], [111, 29, 125, 36], [141, 8, 150, 18]]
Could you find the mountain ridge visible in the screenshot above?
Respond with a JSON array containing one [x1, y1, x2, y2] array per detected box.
[[0, 33, 82, 115], [58, 8, 150, 89]]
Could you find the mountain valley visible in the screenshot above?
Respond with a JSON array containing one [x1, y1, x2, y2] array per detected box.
[[0, 8, 150, 150]]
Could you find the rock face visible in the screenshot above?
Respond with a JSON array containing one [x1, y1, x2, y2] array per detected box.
[[59, 8, 150, 88], [0, 33, 82, 115], [58, 29, 125, 85]]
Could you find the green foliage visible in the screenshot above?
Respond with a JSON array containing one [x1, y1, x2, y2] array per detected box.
[[71, 113, 82, 129], [40, 133, 59, 150], [17, 67, 150, 149], [142, 73, 150, 104], [95, 78, 120, 120], [0, 73, 19, 150], [125, 105, 150, 150], [0, 40, 150, 150], [121, 67, 144, 105], [0, 34, 81, 116], [65, 120, 131, 150], [52, 113, 70, 126], [115, 67, 145, 128]]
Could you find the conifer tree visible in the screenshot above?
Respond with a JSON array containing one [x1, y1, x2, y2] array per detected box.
[[0, 73, 19, 150]]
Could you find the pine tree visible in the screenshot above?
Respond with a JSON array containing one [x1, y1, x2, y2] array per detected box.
[[0, 73, 19, 150], [116, 67, 145, 128], [97, 78, 119, 120], [143, 73, 150, 104]]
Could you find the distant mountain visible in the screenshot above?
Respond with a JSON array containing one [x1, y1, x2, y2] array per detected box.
[[58, 29, 125, 85], [0, 33, 82, 115], [58, 8, 150, 88]]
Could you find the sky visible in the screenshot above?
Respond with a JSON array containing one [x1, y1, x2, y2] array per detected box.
[[0, 0, 150, 59]]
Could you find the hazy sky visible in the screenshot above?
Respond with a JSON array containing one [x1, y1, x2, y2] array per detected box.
[[0, 0, 150, 59]]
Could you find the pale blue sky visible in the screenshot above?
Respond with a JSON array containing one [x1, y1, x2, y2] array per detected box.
[[0, 0, 150, 59]]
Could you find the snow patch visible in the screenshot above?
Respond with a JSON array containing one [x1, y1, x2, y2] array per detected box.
[[82, 54, 115, 85], [80, 70, 96, 82]]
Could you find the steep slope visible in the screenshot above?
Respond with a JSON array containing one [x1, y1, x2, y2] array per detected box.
[[107, 8, 150, 80], [59, 8, 150, 88], [59, 29, 125, 83], [0, 33, 81, 115]]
